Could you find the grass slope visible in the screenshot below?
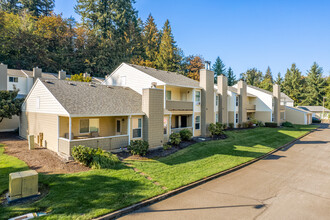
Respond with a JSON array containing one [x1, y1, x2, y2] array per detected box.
[[128, 125, 317, 190]]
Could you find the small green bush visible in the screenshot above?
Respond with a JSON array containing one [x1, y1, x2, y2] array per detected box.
[[169, 133, 181, 145], [249, 118, 258, 124], [228, 123, 234, 129], [179, 129, 193, 141], [72, 145, 120, 169], [282, 121, 294, 127], [265, 122, 278, 128], [247, 121, 254, 128], [222, 123, 228, 130], [209, 122, 224, 136], [128, 140, 149, 156], [237, 123, 242, 128], [242, 122, 249, 128], [163, 144, 172, 150], [257, 121, 264, 127]]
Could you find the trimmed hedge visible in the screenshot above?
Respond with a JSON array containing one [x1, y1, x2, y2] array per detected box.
[[265, 122, 278, 128], [179, 129, 193, 141], [169, 133, 181, 145], [282, 121, 294, 127], [128, 140, 149, 156], [209, 122, 224, 136]]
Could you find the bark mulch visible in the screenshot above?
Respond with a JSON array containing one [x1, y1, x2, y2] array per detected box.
[[0, 132, 89, 174], [117, 134, 228, 161]]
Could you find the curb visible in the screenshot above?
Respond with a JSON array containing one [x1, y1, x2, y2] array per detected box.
[[94, 127, 318, 220]]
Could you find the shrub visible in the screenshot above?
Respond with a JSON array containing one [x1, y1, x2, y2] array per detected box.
[[209, 122, 224, 136], [72, 145, 120, 169], [179, 129, 193, 141], [242, 122, 249, 128], [257, 121, 264, 127], [282, 121, 293, 127], [237, 123, 242, 128], [265, 122, 278, 128], [222, 123, 228, 130], [247, 121, 254, 128], [163, 144, 172, 150], [128, 140, 149, 156], [169, 133, 181, 145], [249, 118, 258, 125], [228, 123, 234, 129]]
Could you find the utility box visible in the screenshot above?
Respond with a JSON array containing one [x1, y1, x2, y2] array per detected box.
[[9, 170, 38, 200], [28, 135, 34, 150]]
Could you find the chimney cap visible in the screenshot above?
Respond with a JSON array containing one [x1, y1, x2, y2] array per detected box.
[[204, 61, 211, 70]]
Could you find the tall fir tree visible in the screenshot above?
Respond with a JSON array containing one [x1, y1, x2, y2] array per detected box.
[[274, 72, 283, 86], [212, 56, 226, 83], [227, 67, 236, 86], [20, 0, 55, 16], [155, 19, 180, 71], [241, 68, 263, 86], [301, 62, 326, 106], [282, 63, 303, 105], [325, 77, 330, 109], [0, 0, 21, 13], [142, 14, 159, 66], [259, 66, 273, 91]]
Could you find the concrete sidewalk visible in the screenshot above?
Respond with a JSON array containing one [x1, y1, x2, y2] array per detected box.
[[119, 124, 330, 220]]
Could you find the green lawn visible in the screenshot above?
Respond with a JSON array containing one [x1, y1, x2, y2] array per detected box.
[[0, 125, 316, 219], [128, 125, 317, 190]]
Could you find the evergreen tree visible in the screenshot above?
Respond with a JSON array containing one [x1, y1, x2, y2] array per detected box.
[[0, 89, 23, 123], [155, 19, 180, 71], [274, 72, 283, 86], [142, 14, 159, 66], [212, 56, 226, 83], [259, 66, 273, 91], [301, 62, 326, 106], [20, 0, 55, 17], [241, 68, 263, 86], [0, 0, 21, 13], [227, 67, 236, 86], [325, 77, 330, 109], [282, 63, 303, 105]]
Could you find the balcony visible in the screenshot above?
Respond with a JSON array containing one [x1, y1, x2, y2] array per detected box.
[[166, 100, 193, 111], [247, 104, 256, 112]]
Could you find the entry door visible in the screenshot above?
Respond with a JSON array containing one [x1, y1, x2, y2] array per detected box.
[[116, 119, 121, 135], [181, 116, 187, 128]]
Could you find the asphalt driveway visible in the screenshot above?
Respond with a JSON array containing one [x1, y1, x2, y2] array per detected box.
[[119, 124, 330, 220]]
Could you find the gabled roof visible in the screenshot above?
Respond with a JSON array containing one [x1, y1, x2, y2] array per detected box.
[[280, 93, 293, 102], [286, 106, 312, 114], [246, 84, 273, 95], [125, 63, 200, 88], [8, 69, 29, 77], [40, 79, 144, 116], [297, 106, 330, 112]]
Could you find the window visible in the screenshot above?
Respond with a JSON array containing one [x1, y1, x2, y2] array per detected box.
[[215, 114, 219, 123], [236, 96, 239, 107], [132, 118, 142, 138], [215, 95, 219, 106], [164, 117, 168, 134], [166, 90, 172, 100], [9, 77, 18, 83], [235, 113, 239, 123], [80, 119, 99, 134], [195, 116, 200, 130], [116, 120, 121, 133], [36, 97, 40, 109], [121, 76, 126, 86], [195, 91, 201, 102], [80, 119, 90, 133]]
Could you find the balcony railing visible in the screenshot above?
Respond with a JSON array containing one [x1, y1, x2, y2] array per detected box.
[[247, 104, 256, 111], [166, 100, 193, 111]]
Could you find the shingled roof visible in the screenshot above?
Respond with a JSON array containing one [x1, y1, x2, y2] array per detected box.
[[126, 63, 200, 88], [298, 106, 330, 112], [40, 79, 144, 116]]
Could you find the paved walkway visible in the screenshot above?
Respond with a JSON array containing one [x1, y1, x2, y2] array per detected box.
[[120, 124, 330, 220]]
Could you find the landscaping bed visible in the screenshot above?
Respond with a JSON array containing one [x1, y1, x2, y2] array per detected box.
[[0, 132, 89, 174], [116, 134, 228, 160]]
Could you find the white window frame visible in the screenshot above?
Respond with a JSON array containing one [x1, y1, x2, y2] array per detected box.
[[79, 118, 100, 134], [195, 91, 201, 102], [236, 113, 239, 123], [116, 119, 122, 134], [215, 95, 219, 106], [215, 113, 219, 123], [195, 116, 200, 130], [132, 118, 142, 139], [9, 77, 18, 83], [166, 90, 172, 100], [236, 96, 239, 107]]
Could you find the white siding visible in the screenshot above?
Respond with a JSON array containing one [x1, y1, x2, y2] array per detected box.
[[22, 80, 69, 116], [103, 63, 163, 94], [245, 86, 272, 112]]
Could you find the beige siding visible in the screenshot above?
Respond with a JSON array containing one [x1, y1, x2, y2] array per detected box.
[[285, 108, 307, 125], [228, 111, 235, 124], [0, 116, 19, 132], [130, 115, 143, 141], [22, 80, 68, 116], [20, 112, 58, 152], [194, 112, 201, 137], [255, 111, 272, 123]]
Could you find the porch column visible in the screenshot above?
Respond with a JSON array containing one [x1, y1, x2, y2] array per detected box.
[[164, 85, 166, 110], [178, 116, 181, 128], [192, 89, 195, 136], [57, 116, 60, 152], [69, 117, 72, 140], [169, 114, 172, 134], [128, 115, 131, 145]]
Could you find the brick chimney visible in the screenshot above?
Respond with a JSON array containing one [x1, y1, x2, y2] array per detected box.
[[58, 70, 66, 80], [33, 67, 42, 83], [142, 88, 164, 147], [200, 62, 214, 136], [237, 80, 247, 123], [0, 63, 8, 91], [217, 75, 228, 124], [273, 84, 281, 126]]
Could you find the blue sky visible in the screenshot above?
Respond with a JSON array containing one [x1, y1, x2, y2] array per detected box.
[[54, 0, 330, 78]]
